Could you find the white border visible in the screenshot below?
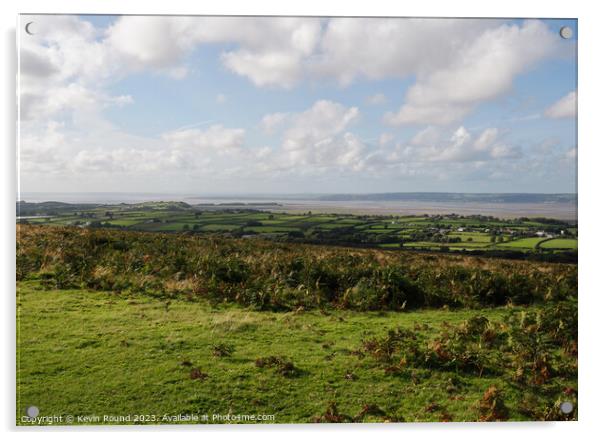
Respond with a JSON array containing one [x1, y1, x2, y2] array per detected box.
[[3, 1, 601, 439]]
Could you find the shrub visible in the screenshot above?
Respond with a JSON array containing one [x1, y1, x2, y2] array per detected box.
[[211, 343, 234, 357], [478, 386, 509, 421], [255, 356, 300, 377], [16, 225, 577, 311]]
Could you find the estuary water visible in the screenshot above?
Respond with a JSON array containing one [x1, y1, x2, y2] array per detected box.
[[18, 192, 578, 221]]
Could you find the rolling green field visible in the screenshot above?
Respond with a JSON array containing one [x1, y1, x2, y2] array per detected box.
[[496, 238, 547, 249], [16, 225, 577, 424], [16, 281, 576, 424], [16, 282, 521, 424], [17, 201, 577, 258], [539, 239, 579, 250]]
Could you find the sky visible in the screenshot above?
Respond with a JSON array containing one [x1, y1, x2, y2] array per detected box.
[[18, 15, 577, 194]]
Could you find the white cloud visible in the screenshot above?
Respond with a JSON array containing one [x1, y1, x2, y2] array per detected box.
[[166, 66, 189, 80], [106, 16, 198, 70], [20, 107, 567, 194], [392, 125, 521, 163], [162, 125, 245, 153], [259, 100, 366, 174], [217, 18, 322, 88], [18, 16, 574, 192], [22, 84, 132, 121], [451, 126, 472, 147], [19, 97, 527, 187], [222, 50, 303, 88], [282, 100, 359, 151], [544, 91, 577, 119], [379, 133, 394, 146], [410, 126, 441, 146], [366, 93, 387, 105], [105, 16, 324, 88], [20, 15, 111, 83], [384, 20, 562, 125], [490, 144, 521, 160], [21, 16, 566, 127], [261, 112, 289, 134], [19, 15, 134, 123], [565, 147, 577, 159], [20, 121, 68, 173], [474, 128, 499, 151], [385, 103, 471, 126], [70, 148, 192, 174], [20, 48, 60, 78], [284, 132, 366, 172], [314, 18, 494, 86], [20, 117, 248, 179], [19, 16, 324, 123]]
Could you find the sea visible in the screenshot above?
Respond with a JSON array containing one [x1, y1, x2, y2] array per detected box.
[[18, 192, 578, 222]]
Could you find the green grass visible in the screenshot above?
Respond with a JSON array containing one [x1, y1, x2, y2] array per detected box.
[[17, 281, 565, 425], [335, 218, 365, 224], [315, 223, 354, 230], [362, 228, 398, 234], [445, 242, 492, 249], [138, 222, 191, 232], [447, 233, 494, 244], [243, 226, 299, 233], [258, 220, 292, 225], [15, 225, 578, 424], [539, 239, 578, 250], [18, 204, 577, 260], [17, 225, 577, 311], [105, 219, 143, 227], [199, 224, 241, 232], [402, 242, 453, 249], [288, 216, 337, 225], [496, 238, 546, 249]]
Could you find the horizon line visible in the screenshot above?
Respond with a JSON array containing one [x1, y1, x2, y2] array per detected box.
[[17, 191, 578, 196]]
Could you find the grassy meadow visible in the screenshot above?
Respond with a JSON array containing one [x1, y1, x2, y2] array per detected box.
[[17, 281, 575, 424], [16, 224, 577, 424], [17, 201, 577, 257]]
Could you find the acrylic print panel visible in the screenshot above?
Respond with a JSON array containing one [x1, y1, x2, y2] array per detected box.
[[16, 15, 577, 425]]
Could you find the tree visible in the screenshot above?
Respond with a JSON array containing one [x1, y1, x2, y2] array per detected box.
[[182, 224, 190, 231]]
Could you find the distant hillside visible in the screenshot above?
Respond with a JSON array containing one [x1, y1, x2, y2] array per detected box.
[[16, 201, 101, 216], [16, 200, 191, 216], [317, 193, 577, 204]]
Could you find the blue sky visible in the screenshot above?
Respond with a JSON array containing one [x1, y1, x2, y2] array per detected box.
[[19, 16, 577, 194]]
